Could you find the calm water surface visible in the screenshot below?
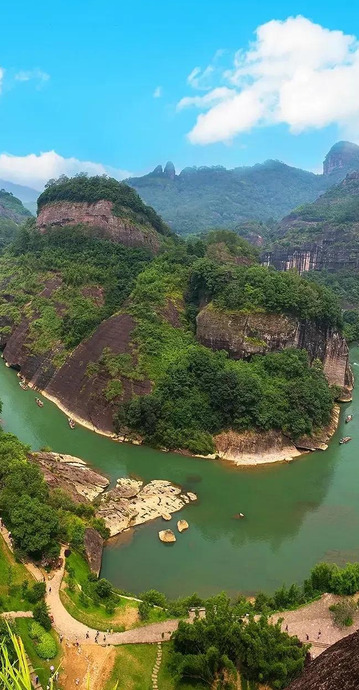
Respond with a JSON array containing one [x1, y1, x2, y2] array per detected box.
[[1, 349, 359, 598]]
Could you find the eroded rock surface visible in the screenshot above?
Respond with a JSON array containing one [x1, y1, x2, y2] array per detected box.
[[159, 529, 176, 543], [97, 478, 196, 537], [37, 200, 161, 253], [32, 451, 109, 503], [196, 304, 352, 398], [84, 527, 104, 576], [214, 429, 302, 466]]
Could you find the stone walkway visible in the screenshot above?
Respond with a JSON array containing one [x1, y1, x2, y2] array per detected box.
[[151, 642, 162, 689]]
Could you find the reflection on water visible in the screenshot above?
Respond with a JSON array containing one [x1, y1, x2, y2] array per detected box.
[[1, 348, 359, 598]]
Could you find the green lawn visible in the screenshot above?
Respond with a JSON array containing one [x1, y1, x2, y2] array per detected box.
[[105, 643, 210, 690], [15, 618, 62, 689], [62, 551, 169, 632], [105, 644, 157, 690], [0, 535, 34, 611]]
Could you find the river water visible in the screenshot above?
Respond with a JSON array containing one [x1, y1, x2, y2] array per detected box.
[[1, 349, 359, 599]]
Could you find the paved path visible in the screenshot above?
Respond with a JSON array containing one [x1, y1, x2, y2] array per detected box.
[[271, 593, 359, 658]]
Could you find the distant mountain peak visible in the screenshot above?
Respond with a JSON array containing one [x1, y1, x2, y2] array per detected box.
[[323, 140, 359, 176], [164, 161, 175, 179]]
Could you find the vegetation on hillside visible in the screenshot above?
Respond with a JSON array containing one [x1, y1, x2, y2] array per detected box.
[[38, 173, 172, 236], [128, 159, 334, 235]]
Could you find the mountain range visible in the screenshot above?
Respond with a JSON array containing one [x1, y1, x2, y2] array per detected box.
[[128, 141, 359, 234]]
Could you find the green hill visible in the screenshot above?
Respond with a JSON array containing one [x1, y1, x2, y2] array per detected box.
[[0, 188, 32, 250]]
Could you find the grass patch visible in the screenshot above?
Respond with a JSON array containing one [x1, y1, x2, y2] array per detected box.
[[0, 535, 34, 611], [104, 644, 158, 690], [62, 551, 169, 632], [15, 618, 62, 688]]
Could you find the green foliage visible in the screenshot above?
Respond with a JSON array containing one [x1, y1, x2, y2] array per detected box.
[[9, 496, 59, 559], [118, 346, 334, 451], [138, 600, 150, 621], [25, 582, 46, 604], [237, 616, 307, 689], [170, 592, 306, 689], [329, 599, 357, 628], [28, 621, 57, 659], [94, 578, 112, 599], [129, 159, 334, 235], [189, 259, 341, 327], [38, 173, 171, 236], [32, 601, 52, 631]]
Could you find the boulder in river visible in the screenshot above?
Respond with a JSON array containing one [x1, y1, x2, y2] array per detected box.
[[159, 529, 176, 543], [177, 519, 189, 532]]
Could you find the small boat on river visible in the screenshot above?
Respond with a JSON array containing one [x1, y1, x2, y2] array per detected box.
[[35, 398, 44, 408], [68, 417, 76, 429], [345, 414, 353, 423], [339, 436, 352, 445], [19, 380, 28, 390]]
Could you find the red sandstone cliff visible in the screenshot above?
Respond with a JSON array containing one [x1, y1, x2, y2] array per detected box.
[[36, 200, 161, 253]]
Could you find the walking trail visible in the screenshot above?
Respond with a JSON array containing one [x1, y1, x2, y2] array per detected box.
[[2, 524, 359, 657]]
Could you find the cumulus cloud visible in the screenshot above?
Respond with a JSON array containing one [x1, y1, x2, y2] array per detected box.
[[179, 16, 359, 144], [153, 85, 163, 98], [15, 69, 50, 84], [0, 151, 131, 190]]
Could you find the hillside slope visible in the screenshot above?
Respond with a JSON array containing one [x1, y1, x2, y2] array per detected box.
[[0, 188, 32, 250], [0, 193, 350, 460], [263, 171, 359, 274], [128, 142, 359, 235]]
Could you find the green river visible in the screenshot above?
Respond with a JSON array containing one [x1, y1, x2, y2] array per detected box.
[[1, 349, 359, 599]]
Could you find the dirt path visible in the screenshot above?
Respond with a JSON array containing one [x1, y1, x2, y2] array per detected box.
[[59, 642, 116, 690]]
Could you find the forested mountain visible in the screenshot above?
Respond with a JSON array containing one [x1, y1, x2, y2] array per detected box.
[[0, 188, 32, 251], [0, 176, 350, 460], [128, 142, 359, 235]]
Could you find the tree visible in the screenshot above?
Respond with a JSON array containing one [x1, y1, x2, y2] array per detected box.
[[9, 496, 59, 558], [94, 578, 112, 599]]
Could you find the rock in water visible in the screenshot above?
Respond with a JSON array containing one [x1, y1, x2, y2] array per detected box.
[[159, 529, 176, 543], [162, 513, 172, 521], [177, 520, 189, 532]]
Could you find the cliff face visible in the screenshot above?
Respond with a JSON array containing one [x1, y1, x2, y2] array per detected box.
[[264, 172, 359, 273], [323, 140, 359, 177], [196, 304, 352, 399], [2, 307, 151, 434], [37, 200, 161, 253]]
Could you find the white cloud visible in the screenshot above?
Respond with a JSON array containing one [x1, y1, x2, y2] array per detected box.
[[0, 151, 131, 190], [153, 85, 162, 98], [15, 69, 50, 85], [177, 87, 234, 111], [179, 16, 359, 145]]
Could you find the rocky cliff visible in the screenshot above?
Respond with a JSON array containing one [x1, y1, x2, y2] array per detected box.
[[323, 140, 359, 178], [37, 200, 161, 253], [263, 172, 359, 273], [196, 304, 352, 400]]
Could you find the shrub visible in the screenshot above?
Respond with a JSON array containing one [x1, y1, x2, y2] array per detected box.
[[28, 622, 45, 640], [138, 601, 151, 621], [36, 632, 57, 659], [26, 581, 46, 603], [329, 599, 357, 628]]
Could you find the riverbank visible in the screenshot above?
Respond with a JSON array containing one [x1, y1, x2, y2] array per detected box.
[[15, 365, 343, 468], [1, 350, 358, 598]]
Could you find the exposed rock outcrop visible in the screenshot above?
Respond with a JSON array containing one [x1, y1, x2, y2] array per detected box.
[[214, 429, 302, 466], [287, 628, 359, 689], [83, 527, 103, 577], [31, 452, 109, 503], [196, 304, 352, 398], [37, 200, 161, 253], [323, 140, 359, 177], [97, 479, 196, 537]]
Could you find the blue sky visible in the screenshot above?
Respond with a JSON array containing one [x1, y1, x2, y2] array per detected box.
[[0, 0, 358, 188]]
